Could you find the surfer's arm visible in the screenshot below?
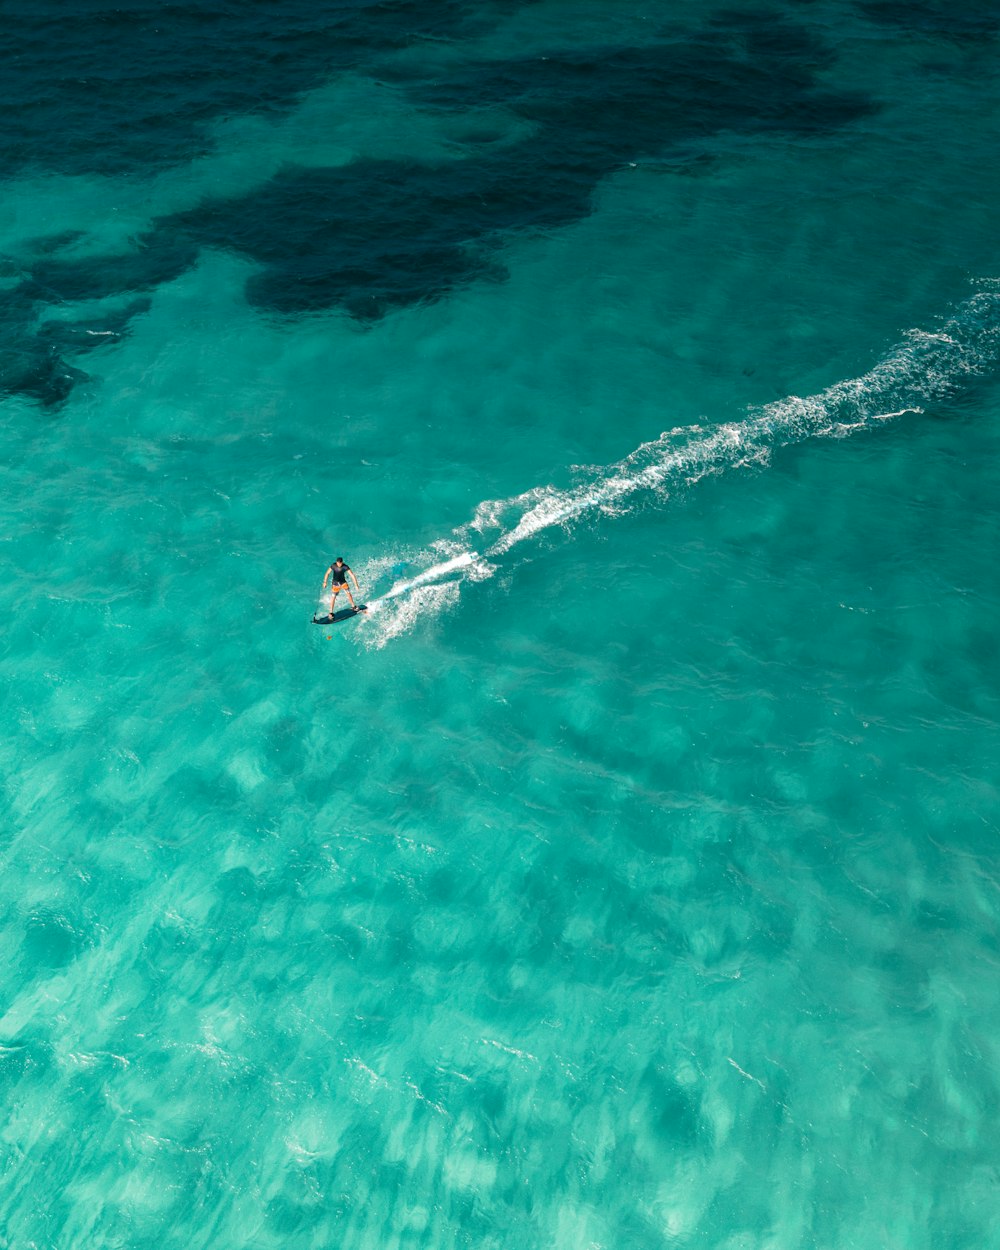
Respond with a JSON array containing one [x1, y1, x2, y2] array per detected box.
[[350, 570, 361, 590], [321, 567, 331, 589]]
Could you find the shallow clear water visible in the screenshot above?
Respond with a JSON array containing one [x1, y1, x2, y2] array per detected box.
[[2, 3, 1000, 1247]]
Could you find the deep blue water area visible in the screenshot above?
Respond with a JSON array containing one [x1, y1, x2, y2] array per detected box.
[[3, 0, 517, 176], [3, 2, 878, 402]]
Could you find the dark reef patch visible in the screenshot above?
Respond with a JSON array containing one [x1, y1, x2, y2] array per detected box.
[[0, 341, 86, 408], [162, 27, 874, 319], [857, 0, 1000, 40], [0, 0, 528, 179], [0, 261, 157, 408], [26, 236, 198, 305], [37, 298, 153, 353], [0, 225, 199, 404], [166, 161, 507, 320], [2, 6, 877, 405]]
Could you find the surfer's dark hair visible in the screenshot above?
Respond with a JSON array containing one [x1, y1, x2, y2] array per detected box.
[[335, 556, 343, 562]]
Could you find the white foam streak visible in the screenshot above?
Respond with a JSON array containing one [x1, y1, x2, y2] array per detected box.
[[368, 580, 459, 644], [358, 288, 1000, 646], [476, 289, 1000, 556], [483, 422, 763, 555], [367, 550, 480, 607]]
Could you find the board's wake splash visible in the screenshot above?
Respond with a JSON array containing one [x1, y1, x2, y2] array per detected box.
[[359, 288, 1000, 647]]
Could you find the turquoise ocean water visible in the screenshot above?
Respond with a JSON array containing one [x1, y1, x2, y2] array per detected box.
[[2, 2, 1000, 1246]]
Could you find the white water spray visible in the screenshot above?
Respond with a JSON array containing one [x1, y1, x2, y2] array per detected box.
[[357, 288, 1000, 646]]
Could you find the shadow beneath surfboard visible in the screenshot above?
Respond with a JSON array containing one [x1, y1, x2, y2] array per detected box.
[[312, 605, 368, 626]]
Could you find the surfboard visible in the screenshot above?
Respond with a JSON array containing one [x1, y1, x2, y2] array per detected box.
[[312, 606, 368, 625]]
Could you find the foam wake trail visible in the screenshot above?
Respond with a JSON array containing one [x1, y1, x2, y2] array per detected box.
[[361, 287, 1000, 646], [370, 551, 480, 603]]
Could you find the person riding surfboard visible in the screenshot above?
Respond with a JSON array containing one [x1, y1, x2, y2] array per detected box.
[[322, 556, 362, 615]]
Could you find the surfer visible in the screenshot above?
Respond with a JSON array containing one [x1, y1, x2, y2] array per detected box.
[[323, 556, 362, 614]]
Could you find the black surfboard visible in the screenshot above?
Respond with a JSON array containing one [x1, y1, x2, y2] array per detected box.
[[312, 605, 368, 625]]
